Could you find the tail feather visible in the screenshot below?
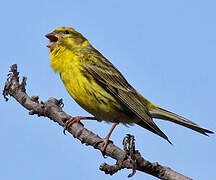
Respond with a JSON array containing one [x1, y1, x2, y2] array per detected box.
[[149, 107, 214, 135]]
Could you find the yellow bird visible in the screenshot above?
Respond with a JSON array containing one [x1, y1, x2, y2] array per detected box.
[[45, 27, 213, 151]]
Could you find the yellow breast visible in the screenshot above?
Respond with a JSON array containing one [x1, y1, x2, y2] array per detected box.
[[50, 47, 133, 123]]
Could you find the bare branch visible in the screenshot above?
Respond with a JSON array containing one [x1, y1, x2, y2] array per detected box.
[[3, 64, 192, 180]]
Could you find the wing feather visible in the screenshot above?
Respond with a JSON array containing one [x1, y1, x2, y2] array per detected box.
[[82, 48, 170, 142]]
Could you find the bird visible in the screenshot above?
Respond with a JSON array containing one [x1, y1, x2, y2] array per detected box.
[[45, 27, 213, 152]]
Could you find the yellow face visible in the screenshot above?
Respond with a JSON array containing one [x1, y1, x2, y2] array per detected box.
[[45, 27, 87, 51]]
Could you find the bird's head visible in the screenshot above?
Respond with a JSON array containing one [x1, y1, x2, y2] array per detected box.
[[45, 27, 88, 51]]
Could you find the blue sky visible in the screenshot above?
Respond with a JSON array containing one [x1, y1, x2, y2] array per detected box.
[[1, 1, 215, 179]]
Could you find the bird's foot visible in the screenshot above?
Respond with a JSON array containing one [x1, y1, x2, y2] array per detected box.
[[94, 137, 113, 155], [63, 116, 83, 134], [63, 116, 97, 134], [94, 123, 118, 155]]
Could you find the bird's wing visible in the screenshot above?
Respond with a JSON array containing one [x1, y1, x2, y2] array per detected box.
[[83, 49, 171, 143]]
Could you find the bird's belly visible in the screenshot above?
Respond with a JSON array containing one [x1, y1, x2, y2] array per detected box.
[[60, 70, 137, 124]]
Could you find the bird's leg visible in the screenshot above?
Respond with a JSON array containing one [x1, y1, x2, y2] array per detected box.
[[98, 123, 118, 153], [63, 116, 97, 134]]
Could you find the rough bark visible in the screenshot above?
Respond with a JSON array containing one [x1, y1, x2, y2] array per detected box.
[[3, 64, 192, 180]]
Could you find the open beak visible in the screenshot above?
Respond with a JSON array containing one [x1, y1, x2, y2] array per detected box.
[[45, 32, 58, 51]]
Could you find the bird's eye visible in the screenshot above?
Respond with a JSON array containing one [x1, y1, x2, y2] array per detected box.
[[64, 30, 70, 34]]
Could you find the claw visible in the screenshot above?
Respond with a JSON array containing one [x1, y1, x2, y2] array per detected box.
[[97, 138, 110, 151], [94, 137, 113, 157], [94, 123, 118, 155], [63, 116, 82, 134], [63, 116, 97, 134]]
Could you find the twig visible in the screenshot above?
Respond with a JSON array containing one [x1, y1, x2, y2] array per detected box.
[[3, 64, 192, 180]]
